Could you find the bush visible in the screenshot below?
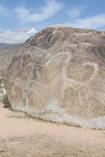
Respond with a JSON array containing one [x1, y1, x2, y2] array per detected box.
[[2, 94, 10, 108], [0, 78, 2, 85]]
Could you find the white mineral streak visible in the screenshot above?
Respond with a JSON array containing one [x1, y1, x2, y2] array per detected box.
[[11, 104, 105, 129]]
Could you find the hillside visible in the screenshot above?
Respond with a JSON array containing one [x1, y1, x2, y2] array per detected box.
[[0, 44, 22, 68], [0, 43, 22, 100]]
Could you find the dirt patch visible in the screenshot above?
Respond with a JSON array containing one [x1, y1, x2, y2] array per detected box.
[[0, 102, 105, 157]]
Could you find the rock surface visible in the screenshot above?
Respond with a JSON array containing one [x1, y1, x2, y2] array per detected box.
[[5, 26, 105, 129]]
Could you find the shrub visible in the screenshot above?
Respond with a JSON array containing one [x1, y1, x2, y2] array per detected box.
[[0, 78, 2, 85], [2, 94, 10, 108], [1, 71, 5, 79]]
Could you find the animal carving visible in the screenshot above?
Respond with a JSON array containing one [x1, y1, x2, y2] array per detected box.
[[5, 26, 105, 129]]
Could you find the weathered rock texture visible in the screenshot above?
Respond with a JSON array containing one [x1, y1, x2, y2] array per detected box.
[[5, 26, 105, 129]]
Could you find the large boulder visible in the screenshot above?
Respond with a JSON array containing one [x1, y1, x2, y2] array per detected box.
[[5, 26, 105, 129]]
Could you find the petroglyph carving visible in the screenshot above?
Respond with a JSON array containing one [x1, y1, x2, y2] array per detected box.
[[6, 26, 105, 129]]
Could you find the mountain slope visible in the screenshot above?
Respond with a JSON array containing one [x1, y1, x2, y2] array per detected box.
[[0, 44, 22, 68]]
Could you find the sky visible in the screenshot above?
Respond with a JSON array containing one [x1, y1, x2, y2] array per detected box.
[[0, 0, 105, 43]]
